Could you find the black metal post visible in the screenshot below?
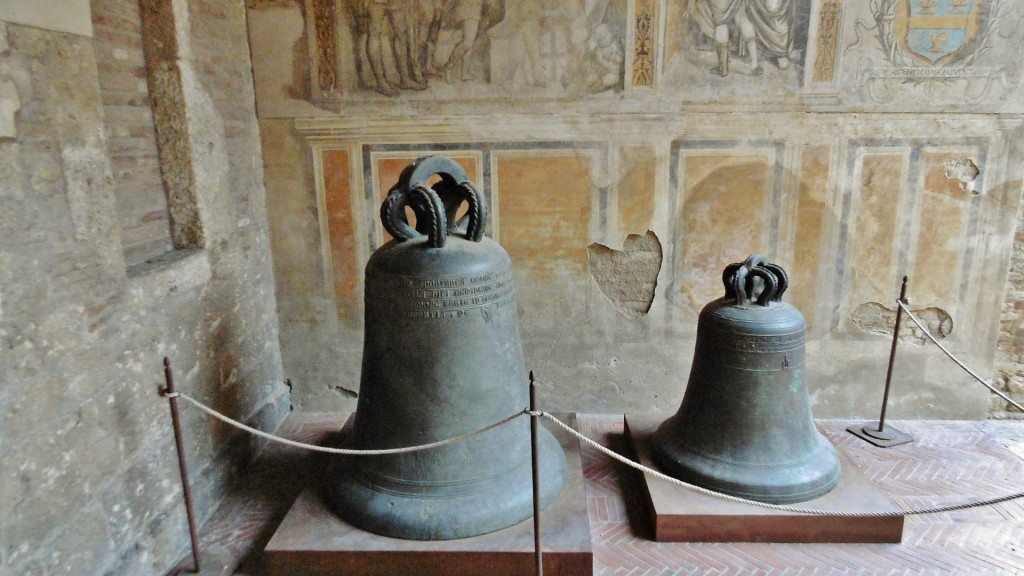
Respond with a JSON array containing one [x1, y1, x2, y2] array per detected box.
[[877, 276, 908, 432], [846, 277, 914, 447], [529, 371, 543, 576], [162, 357, 201, 573]]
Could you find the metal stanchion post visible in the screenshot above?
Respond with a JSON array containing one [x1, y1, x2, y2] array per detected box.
[[848, 277, 914, 447], [162, 357, 202, 573], [529, 371, 543, 576]]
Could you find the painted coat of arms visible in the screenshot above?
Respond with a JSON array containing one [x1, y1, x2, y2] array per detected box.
[[892, 0, 981, 66], [845, 0, 1022, 104]]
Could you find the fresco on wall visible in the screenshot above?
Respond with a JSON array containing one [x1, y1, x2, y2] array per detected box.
[[841, 0, 1024, 106], [247, 0, 1024, 113], [661, 0, 813, 89], [252, 1, 1024, 417], [246, 0, 628, 113], [341, 0, 506, 96], [303, 122, 1003, 346]]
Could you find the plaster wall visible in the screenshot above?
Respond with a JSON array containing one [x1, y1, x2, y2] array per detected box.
[[0, 0, 94, 37], [0, 0, 287, 573], [250, 0, 1024, 419]]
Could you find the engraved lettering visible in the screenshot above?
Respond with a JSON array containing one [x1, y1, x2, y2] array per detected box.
[[369, 265, 516, 318]]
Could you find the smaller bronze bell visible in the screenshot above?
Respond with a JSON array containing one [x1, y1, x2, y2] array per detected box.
[[652, 255, 841, 504]]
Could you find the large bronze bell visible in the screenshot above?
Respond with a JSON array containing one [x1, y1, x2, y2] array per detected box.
[[324, 156, 567, 540], [652, 255, 840, 504]]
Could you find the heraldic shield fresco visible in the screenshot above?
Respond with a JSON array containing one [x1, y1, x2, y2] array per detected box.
[[841, 0, 1024, 107]]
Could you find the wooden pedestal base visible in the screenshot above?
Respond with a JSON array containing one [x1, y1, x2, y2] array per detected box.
[[262, 414, 593, 576], [625, 414, 905, 543]]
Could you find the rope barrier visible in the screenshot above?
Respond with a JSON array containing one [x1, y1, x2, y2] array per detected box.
[[165, 388, 1024, 517], [530, 410, 1024, 517], [898, 301, 1024, 413], [165, 390, 527, 455]]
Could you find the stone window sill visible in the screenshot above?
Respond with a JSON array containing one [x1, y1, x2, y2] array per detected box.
[[126, 247, 210, 298]]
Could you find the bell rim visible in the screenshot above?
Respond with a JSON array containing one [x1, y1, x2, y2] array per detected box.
[[650, 423, 843, 504], [323, 427, 568, 540]]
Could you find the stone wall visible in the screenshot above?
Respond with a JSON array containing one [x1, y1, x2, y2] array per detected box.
[[250, 0, 1024, 420], [995, 131, 1024, 418], [0, 0, 287, 574]]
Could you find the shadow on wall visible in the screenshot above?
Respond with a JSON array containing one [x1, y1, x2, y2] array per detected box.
[[200, 313, 270, 486]]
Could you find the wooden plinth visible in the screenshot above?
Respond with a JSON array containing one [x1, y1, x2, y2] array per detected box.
[[625, 414, 905, 543], [262, 414, 593, 576]]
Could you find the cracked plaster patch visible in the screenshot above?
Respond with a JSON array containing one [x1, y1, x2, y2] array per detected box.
[[587, 231, 662, 319], [850, 301, 952, 344], [944, 158, 981, 195]]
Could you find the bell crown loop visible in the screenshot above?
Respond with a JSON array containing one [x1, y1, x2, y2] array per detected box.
[[381, 155, 488, 248], [721, 254, 790, 306]]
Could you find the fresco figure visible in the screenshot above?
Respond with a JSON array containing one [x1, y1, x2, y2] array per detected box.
[[351, 0, 426, 96], [582, 24, 624, 92], [692, 0, 757, 76], [414, 0, 445, 78], [510, 2, 553, 87], [425, 0, 505, 83], [691, 0, 794, 76], [747, 0, 794, 70]]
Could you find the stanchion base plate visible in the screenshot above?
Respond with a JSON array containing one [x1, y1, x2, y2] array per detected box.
[[847, 423, 914, 448], [262, 414, 593, 576]]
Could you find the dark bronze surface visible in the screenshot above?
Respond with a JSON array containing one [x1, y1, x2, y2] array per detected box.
[[628, 414, 903, 543], [267, 415, 592, 576], [651, 255, 841, 504], [324, 156, 567, 540]]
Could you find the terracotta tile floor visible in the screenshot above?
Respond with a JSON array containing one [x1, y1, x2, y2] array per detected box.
[[175, 414, 1024, 575]]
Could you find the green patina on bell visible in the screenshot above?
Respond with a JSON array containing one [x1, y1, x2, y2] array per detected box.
[[652, 255, 841, 504], [324, 155, 567, 540]]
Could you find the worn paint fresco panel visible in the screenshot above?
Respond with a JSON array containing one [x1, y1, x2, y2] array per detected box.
[[311, 0, 338, 93], [912, 148, 976, 308], [661, 0, 813, 95], [675, 150, 773, 313], [322, 148, 360, 325], [617, 146, 657, 235], [850, 153, 906, 303], [255, 0, 630, 110], [811, 0, 842, 83], [630, 0, 656, 87], [790, 144, 833, 331], [247, 0, 1024, 115], [494, 153, 594, 283], [838, 0, 1024, 112], [285, 116, 1019, 419]]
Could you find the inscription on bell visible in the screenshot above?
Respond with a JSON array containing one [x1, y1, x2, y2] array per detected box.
[[369, 266, 516, 319], [712, 329, 806, 352]]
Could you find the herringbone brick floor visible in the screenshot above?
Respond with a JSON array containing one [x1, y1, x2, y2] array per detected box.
[[178, 414, 1024, 575], [578, 415, 1024, 576]]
